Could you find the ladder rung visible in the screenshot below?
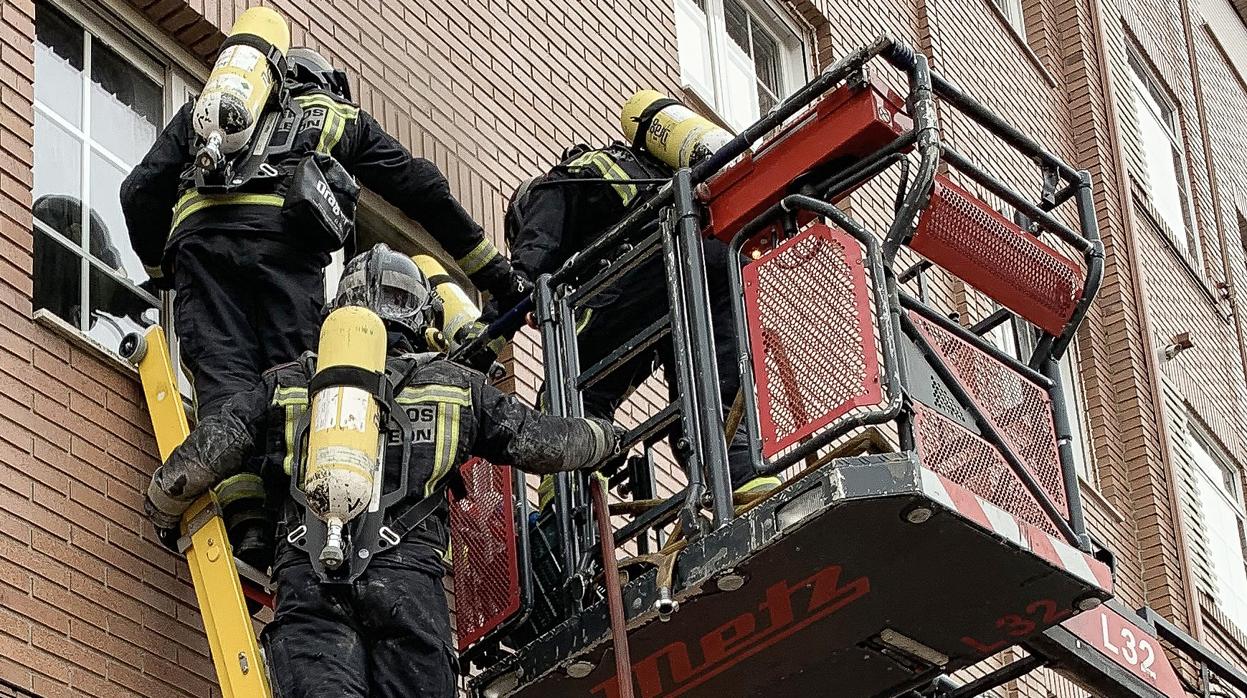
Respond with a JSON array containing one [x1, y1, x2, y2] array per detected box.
[[575, 316, 671, 390], [567, 232, 662, 308]]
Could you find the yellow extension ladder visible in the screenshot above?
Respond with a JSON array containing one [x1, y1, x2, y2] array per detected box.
[[123, 325, 273, 698]]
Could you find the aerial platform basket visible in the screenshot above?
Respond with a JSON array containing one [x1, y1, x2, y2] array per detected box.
[[452, 36, 1245, 698]]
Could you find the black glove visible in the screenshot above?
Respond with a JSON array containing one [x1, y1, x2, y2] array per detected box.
[[456, 320, 499, 373], [488, 269, 533, 318]]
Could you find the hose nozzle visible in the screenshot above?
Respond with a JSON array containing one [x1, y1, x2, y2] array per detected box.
[[320, 517, 346, 569]]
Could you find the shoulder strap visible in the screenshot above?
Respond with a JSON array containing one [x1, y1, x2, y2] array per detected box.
[[377, 469, 467, 550]]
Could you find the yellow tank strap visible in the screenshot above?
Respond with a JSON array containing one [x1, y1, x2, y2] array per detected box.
[[567, 150, 638, 206], [171, 191, 285, 230], [214, 473, 266, 507], [455, 239, 501, 277]]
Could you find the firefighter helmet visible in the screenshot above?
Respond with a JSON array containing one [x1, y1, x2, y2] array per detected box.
[[287, 47, 352, 101], [332, 244, 441, 342]]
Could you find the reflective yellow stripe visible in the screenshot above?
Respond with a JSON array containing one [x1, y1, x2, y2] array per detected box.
[[214, 473, 265, 507], [569, 151, 637, 205], [171, 192, 285, 230], [293, 95, 357, 155], [295, 95, 359, 120], [396, 384, 471, 407], [315, 110, 339, 154], [425, 403, 460, 496], [455, 238, 500, 277], [273, 386, 309, 476], [575, 308, 594, 334], [273, 386, 308, 405]]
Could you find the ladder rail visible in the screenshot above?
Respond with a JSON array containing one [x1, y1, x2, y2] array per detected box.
[[123, 326, 272, 698]]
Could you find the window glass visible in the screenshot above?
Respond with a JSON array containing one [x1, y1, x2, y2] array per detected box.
[[1189, 435, 1247, 630], [675, 0, 715, 99], [32, 0, 167, 354], [1127, 54, 1196, 255], [90, 39, 161, 164], [673, 0, 806, 130], [34, 4, 83, 127]]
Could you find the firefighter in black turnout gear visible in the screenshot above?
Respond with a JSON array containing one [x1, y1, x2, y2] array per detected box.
[[505, 142, 777, 495], [120, 47, 527, 567], [143, 245, 622, 698]]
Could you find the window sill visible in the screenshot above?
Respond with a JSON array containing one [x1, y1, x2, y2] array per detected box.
[[33, 309, 139, 379], [978, 0, 1059, 89], [1127, 178, 1223, 311], [1197, 590, 1247, 649], [1077, 475, 1130, 524]]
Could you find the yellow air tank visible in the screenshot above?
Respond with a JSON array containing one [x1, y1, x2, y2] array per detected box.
[[413, 254, 482, 354], [192, 7, 290, 171], [301, 306, 387, 569], [620, 90, 732, 169]]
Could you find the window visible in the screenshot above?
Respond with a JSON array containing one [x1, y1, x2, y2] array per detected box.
[[674, 0, 807, 131], [32, 1, 192, 356], [992, 0, 1026, 37], [1188, 432, 1247, 631], [1126, 51, 1198, 257]]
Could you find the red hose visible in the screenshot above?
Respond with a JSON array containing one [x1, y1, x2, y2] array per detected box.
[[591, 474, 635, 698]]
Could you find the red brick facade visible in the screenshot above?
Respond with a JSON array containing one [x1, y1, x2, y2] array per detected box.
[[0, 0, 1243, 695]]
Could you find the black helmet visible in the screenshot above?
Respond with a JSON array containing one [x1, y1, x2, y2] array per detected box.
[[331, 244, 441, 342], [287, 47, 352, 101]]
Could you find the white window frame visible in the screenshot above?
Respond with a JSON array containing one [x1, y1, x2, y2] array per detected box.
[[1125, 49, 1199, 260], [991, 0, 1027, 37], [1187, 429, 1247, 632], [33, 0, 197, 354], [674, 0, 808, 131]]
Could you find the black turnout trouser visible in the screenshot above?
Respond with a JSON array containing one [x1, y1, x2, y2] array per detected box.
[[575, 237, 754, 488], [172, 233, 326, 420], [262, 555, 457, 698]]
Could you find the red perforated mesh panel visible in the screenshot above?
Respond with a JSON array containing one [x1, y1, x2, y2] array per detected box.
[[743, 223, 883, 457], [908, 312, 1068, 519], [450, 458, 520, 652], [910, 176, 1084, 336], [913, 405, 1060, 535]]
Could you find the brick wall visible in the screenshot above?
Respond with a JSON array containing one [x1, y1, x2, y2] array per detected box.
[[0, 0, 1244, 695]]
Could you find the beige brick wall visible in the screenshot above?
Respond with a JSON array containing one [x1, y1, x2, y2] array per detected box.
[[0, 0, 1244, 695]]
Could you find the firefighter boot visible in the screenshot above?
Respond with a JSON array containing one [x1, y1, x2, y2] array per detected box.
[[215, 473, 274, 573]]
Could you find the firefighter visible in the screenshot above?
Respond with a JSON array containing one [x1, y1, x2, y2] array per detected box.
[[143, 244, 622, 697], [501, 140, 778, 496], [120, 47, 528, 566]]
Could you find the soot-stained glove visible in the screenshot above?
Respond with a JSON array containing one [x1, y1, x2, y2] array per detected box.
[[583, 418, 627, 470]]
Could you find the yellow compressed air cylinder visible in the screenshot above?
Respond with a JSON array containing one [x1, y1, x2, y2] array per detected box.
[[302, 306, 387, 569], [620, 89, 732, 169], [413, 254, 482, 353], [193, 7, 290, 170]]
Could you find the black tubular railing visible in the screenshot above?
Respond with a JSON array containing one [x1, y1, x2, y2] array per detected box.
[[484, 35, 1110, 648]]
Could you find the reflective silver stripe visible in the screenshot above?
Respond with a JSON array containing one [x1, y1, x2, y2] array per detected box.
[[147, 479, 191, 520], [396, 385, 471, 406]]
